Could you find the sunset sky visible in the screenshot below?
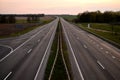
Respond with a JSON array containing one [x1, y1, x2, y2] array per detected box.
[[0, 0, 120, 14]]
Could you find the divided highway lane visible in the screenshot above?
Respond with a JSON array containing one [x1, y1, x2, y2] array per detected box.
[[0, 18, 59, 80], [0, 18, 58, 56], [61, 18, 120, 80]]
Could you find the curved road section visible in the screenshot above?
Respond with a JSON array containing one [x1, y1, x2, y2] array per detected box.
[[0, 18, 59, 80], [0, 45, 12, 60], [61, 18, 120, 80]]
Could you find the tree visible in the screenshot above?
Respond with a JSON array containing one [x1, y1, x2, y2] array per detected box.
[[0, 15, 7, 23], [8, 15, 16, 23], [75, 10, 120, 23], [27, 16, 31, 23]]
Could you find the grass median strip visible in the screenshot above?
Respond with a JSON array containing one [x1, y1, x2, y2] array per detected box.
[[60, 22, 73, 80], [44, 22, 59, 80], [44, 21, 69, 80]]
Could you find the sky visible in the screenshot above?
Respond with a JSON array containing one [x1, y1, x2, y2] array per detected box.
[[0, 0, 120, 15]]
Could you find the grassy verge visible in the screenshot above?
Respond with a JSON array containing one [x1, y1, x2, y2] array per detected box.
[[81, 23, 120, 32], [77, 23, 120, 46], [44, 21, 69, 80]]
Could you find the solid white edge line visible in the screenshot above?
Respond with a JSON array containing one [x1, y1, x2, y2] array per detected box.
[[97, 61, 105, 69], [0, 44, 13, 53], [0, 27, 47, 62], [60, 33, 71, 80], [61, 19, 84, 80], [0, 44, 13, 51], [4, 72, 12, 80], [27, 49, 32, 53], [48, 38, 59, 80], [34, 25, 57, 80]]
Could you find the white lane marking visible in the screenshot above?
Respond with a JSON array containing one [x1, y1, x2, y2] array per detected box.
[[27, 49, 32, 53], [38, 39, 40, 42], [49, 38, 59, 80], [112, 56, 116, 59], [62, 22, 84, 80], [0, 44, 13, 53], [83, 45, 87, 48], [60, 33, 71, 80], [0, 27, 47, 62], [97, 61, 105, 69], [100, 47, 103, 50], [105, 51, 109, 54], [4, 72, 12, 80], [34, 26, 57, 80]]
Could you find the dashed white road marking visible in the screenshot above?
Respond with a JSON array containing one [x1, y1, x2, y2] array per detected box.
[[62, 22, 84, 80], [4, 72, 12, 80], [34, 26, 57, 80], [38, 39, 40, 42], [27, 49, 32, 53], [112, 56, 116, 59], [100, 47, 103, 50], [97, 61, 105, 69], [105, 51, 109, 54], [83, 45, 87, 48], [0, 27, 47, 62]]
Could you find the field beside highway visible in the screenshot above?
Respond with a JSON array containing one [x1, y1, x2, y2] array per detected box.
[[0, 16, 55, 38], [77, 23, 120, 45]]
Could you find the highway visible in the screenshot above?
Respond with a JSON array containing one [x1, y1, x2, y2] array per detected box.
[[0, 18, 59, 80], [61, 18, 120, 80]]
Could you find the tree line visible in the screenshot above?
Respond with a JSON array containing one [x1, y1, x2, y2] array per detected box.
[[0, 15, 16, 23], [27, 15, 40, 23], [74, 11, 120, 23], [0, 14, 44, 23]]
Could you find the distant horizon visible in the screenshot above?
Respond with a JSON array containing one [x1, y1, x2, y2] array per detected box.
[[0, 0, 120, 15], [0, 10, 120, 15]]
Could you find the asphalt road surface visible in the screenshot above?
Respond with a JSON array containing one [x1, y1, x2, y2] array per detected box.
[[61, 18, 120, 80], [0, 45, 11, 60], [0, 17, 120, 80], [0, 18, 59, 80]]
